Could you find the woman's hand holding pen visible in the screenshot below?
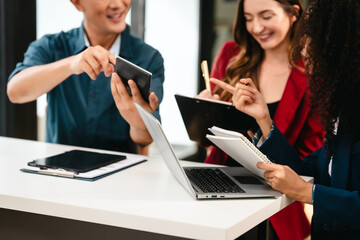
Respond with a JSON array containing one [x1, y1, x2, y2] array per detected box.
[[210, 78, 267, 119], [210, 78, 273, 138]]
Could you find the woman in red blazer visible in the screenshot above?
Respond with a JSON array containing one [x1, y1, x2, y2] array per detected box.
[[199, 0, 325, 239]]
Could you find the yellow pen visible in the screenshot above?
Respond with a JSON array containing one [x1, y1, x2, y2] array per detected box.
[[201, 60, 211, 91]]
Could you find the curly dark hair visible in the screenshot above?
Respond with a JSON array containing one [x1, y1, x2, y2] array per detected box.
[[292, 0, 360, 145]]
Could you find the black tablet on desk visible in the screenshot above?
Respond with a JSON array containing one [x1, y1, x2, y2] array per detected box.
[[175, 94, 259, 145], [28, 150, 126, 174]]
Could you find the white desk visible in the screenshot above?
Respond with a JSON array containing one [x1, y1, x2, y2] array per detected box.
[[0, 137, 296, 240]]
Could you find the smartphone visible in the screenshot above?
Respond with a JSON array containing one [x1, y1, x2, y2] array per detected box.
[[113, 56, 152, 102]]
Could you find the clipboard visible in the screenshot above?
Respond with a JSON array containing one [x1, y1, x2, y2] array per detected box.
[[175, 94, 259, 145]]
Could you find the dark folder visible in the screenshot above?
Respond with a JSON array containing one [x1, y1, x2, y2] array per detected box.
[[175, 94, 259, 145]]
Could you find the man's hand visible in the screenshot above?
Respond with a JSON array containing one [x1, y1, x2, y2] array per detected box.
[[111, 72, 158, 149], [70, 45, 116, 80]]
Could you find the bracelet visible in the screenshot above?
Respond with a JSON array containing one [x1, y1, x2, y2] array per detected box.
[[312, 184, 316, 203]]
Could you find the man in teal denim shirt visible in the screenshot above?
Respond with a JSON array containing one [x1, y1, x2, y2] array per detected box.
[[7, 0, 164, 155]]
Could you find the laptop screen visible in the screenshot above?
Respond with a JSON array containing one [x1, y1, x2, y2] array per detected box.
[[135, 103, 196, 198]]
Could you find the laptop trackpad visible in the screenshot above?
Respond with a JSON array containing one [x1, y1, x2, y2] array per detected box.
[[223, 166, 265, 185], [232, 176, 263, 185]]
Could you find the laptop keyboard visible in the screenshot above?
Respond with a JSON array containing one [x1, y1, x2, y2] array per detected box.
[[184, 168, 245, 193]]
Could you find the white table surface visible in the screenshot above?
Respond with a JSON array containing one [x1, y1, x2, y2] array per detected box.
[[0, 136, 297, 240]]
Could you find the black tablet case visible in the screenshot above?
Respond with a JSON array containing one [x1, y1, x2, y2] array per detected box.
[[175, 94, 259, 145], [113, 56, 152, 102], [28, 150, 126, 174]]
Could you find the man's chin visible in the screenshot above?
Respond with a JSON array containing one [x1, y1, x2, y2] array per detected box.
[[109, 23, 127, 34]]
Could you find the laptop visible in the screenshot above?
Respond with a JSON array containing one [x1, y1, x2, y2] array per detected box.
[[135, 103, 282, 199]]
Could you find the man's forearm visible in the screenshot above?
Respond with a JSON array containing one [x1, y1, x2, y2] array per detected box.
[[130, 127, 153, 154], [137, 145, 149, 156], [7, 56, 75, 103]]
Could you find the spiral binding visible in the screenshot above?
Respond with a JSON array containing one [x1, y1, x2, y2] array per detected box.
[[239, 135, 272, 164]]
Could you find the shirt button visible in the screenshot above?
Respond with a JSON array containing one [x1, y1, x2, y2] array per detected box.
[[322, 224, 330, 231], [89, 119, 94, 124], [91, 93, 96, 98]]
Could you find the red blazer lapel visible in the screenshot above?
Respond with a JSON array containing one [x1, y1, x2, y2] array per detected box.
[[273, 68, 308, 145]]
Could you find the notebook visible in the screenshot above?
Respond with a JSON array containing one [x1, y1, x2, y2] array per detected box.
[[206, 126, 272, 179], [175, 94, 258, 145], [135, 103, 281, 199]]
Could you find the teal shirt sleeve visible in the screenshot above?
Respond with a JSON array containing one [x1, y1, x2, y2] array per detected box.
[[8, 34, 54, 82]]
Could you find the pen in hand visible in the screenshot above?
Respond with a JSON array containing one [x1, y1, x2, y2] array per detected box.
[[201, 60, 211, 91]]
